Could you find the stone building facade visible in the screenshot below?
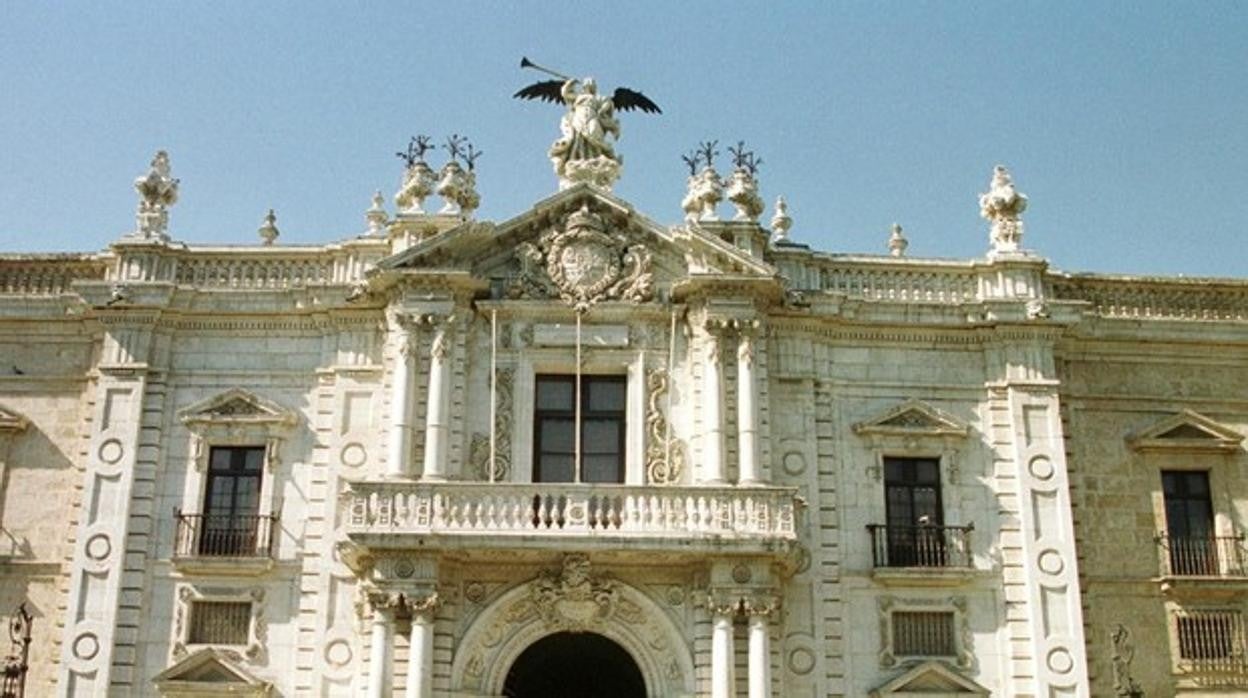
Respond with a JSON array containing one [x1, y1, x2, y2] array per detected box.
[[0, 140, 1245, 698]]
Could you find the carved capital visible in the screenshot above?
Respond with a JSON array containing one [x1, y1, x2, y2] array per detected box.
[[742, 593, 782, 618], [405, 592, 442, 621], [705, 592, 741, 617]]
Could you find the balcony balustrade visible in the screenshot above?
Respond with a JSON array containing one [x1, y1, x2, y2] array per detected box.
[[173, 509, 278, 560], [1157, 533, 1248, 578], [342, 481, 800, 557], [867, 523, 974, 569]]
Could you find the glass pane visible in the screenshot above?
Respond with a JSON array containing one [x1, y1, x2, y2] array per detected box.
[[540, 418, 575, 453], [582, 420, 621, 454], [210, 448, 234, 472], [537, 454, 574, 483], [914, 459, 940, 484], [242, 447, 265, 472], [587, 379, 626, 412], [537, 378, 573, 411], [583, 454, 623, 483]]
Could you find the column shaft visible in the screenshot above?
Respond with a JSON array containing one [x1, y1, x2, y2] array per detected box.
[[366, 609, 393, 698], [747, 613, 771, 698], [737, 331, 761, 484], [387, 329, 415, 477], [405, 613, 434, 698], [422, 321, 451, 480], [701, 331, 726, 483], [711, 612, 735, 698]]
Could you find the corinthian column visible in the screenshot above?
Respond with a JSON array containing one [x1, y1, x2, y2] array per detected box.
[[736, 322, 762, 485], [405, 593, 440, 698], [387, 315, 416, 477], [701, 322, 726, 484], [422, 315, 453, 481]]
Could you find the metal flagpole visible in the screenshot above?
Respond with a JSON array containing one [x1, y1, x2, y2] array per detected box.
[[575, 312, 583, 483], [665, 308, 677, 477], [489, 309, 497, 483]]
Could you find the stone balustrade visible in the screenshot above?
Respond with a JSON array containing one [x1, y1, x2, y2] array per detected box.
[[343, 481, 800, 551], [171, 254, 335, 289], [0, 255, 107, 294], [774, 255, 980, 302], [1050, 273, 1248, 321]]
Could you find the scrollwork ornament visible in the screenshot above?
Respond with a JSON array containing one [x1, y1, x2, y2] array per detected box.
[[645, 368, 686, 484]]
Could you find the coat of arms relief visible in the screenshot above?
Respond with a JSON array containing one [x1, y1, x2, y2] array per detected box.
[[508, 204, 654, 312]]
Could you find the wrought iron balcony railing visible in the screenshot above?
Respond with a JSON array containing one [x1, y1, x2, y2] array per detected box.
[[173, 509, 278, 559], [867, 523, 974, 569], [343, 482, 799, 553], [1157, 533, 1248, 578], [1176, 608, 1248, 677]]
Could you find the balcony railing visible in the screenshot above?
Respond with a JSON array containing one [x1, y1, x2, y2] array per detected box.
[[867, 524, 974, 569], [1157, 533, 1248, 577], [343, 482, 799, 549], [174, 509, 278, 559]]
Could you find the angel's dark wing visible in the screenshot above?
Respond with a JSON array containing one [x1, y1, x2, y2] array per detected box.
[[612, 87, 662, 114], [513, 80, 564, 104]]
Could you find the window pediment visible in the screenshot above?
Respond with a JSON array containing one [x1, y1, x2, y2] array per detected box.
[[854, 400, 969, 441], [179, 389, 297, 430], [869, 660, 989, 697], [1127, 410, 1243, 453], [178, 389, 297, 472], [152, 647, 271, 697]]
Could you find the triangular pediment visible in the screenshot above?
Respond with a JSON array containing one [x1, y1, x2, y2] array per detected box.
[[375, 185, 776, 303], [1128, 409, 1243, 453], [870, 660, 990, 696], [854, 399, 969, 438], [0, 405, 28, 433], [152, 647, 270, 696], [178, 389, 297, 427]]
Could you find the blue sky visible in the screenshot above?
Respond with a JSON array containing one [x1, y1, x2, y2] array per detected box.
[[1, 2, 1245, 277]]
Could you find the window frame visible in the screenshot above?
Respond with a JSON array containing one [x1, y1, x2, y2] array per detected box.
[[172, 584, 267, 662], [532, 374, 628, 484], [877, 594, 973, 669]]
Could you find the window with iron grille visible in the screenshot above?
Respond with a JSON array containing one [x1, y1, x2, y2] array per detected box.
[[892, 611, 957, 657], [1176, 609, 1247, 671], [188, 601, 251, 645]]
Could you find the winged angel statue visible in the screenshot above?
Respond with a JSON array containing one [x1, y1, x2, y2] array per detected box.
[[515, 57, 661, 190]]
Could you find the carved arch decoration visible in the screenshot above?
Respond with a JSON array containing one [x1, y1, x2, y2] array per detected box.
[[450, 555, 695, 698]]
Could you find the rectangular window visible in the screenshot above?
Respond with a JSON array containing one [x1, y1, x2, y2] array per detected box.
[[884, 457, 944, 566], [188, 601, 251, 645], [201, 446, 265, 555], [892, 611, 957, 657], [1176, 609, 1247, 673], [534, 375, 626, 483], [1162, 471, 1217, 575]]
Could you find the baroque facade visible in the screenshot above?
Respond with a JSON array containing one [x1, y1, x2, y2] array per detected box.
[[1, 112, 1247, 698]]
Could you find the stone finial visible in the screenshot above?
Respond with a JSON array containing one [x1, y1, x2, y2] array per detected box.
[[979, 165, 1028, 254], [770, 196, 792, 242], [257, 209, 280, 245], [888, 223, 908, 257], [365, 191, 388, 235], [132, 150, 179, 241]]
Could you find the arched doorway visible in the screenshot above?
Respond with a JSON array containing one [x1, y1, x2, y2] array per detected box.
[[502, 631, 646, 698]]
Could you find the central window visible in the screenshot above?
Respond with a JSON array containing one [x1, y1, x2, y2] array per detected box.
[[534, 375, 626, 483], [201, 446, 264, 555]]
